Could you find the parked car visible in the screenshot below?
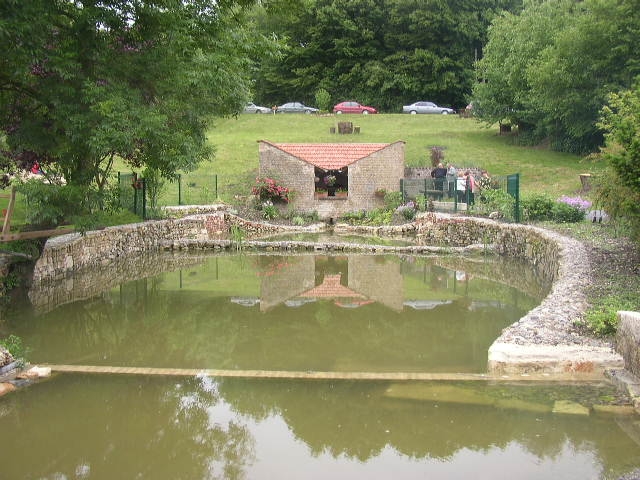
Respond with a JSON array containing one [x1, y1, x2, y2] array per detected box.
[[402, 101, 455, 115], [243, 102, 271, 114], [276, 102, 319, 114], [333, 101, 377, 115]]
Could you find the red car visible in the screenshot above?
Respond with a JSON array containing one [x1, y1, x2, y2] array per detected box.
[[333, 101, 377, 115]]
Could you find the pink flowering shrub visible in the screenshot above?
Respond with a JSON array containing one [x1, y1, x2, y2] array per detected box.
[[252, 177, 290, 203]]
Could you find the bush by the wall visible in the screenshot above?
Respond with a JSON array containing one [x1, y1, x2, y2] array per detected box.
[[551, 202, 585, 223], [521, 193, 555, 221]]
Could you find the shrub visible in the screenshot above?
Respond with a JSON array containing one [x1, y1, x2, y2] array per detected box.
[[477, 189, 516, 221], [521, 193, 555, 221], [396, 201, 416, 220], [17, 181, 97, 228], [415, 194, 427, 212], [551, 201, 585, 223], [315, 88, 331, 112], [0, 334, 29, 364], [261, 201, 278, 220], [584, 295, 637, 336], [383, 191, 403, 210], [366, 208, 393, 224], [252, 177, 290, 203], [292, 216, 305, 226], [341, 210, 367, 223]]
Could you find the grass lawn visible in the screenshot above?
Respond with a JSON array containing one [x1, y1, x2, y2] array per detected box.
[[203, 113, 603, 202], [1, 113, 604, 227]]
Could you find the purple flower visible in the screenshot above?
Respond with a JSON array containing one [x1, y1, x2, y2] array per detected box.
[[558, 196, 592, 211]]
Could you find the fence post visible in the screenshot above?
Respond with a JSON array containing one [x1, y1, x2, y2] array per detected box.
[[507, 173, 520, 223], [215, 174, 218, 200], [400, 179, 405, 203], [178, 174, 182, 205], [141, 178, 147, 220]]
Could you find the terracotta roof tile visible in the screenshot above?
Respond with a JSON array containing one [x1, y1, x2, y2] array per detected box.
[[299, 274, 366, 299], [269, 143, 391, 170]]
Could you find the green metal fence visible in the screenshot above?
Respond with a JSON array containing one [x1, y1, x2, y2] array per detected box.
[[118, 172, 146, 218], [119, 172, 248, 218], [401, 173, 520, 222]]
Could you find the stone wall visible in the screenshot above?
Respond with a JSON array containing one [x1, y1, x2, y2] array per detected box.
[[258, 141, 405, 219], [29, 211, 627, 378], [617, 311, 640, 379], [32, 213, 325, 284]]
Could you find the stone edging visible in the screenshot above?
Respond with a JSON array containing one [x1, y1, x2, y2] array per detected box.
[[28, 211, 625, 379]]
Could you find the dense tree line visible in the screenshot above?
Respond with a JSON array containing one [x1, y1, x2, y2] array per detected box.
[[251, 0, 522, 112], [0, 0, 278, 189], [472, 0, 640, 154]]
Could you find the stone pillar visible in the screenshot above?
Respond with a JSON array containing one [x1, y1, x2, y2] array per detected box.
[[616, 311, 640, 378]]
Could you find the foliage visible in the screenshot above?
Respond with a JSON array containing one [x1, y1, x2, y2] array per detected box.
[[473, 0, 640, 154], [584, 295, 637, 336], [415, 194, 427, 212], [383, 191, 403, 210], [477, 188, 516, 221], [0, 0, 280, 193], [314, 88, 331, 112], [551, 202, 585, 224], [16, 181, 98, 229], [251, 0, 521, 111], [143, 167, 166, 211], [0, 334, 29, 363], [520, 193, 585, 223], [396, 202, 416, 221], [261, 201, 278, 220], [0, 239, 42, 258], [230, 224, 246, 251], [366, 208, 393, 225], [521, 193, 556, 222], [340, 210, 367, 223], [252, 177, 290, 203], [597, 85, 640, 240]]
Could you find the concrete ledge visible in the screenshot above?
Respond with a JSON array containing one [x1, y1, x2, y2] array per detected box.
[[488, 342, 624, 375]]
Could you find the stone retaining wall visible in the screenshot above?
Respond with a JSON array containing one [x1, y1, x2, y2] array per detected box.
[[617, 311, 640, 379], [30, 211, 625, 378]]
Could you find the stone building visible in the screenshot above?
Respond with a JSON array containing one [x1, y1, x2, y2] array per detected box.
[[257, 140, 405, 219]]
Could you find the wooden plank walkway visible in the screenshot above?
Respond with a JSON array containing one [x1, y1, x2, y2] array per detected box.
[[42, 364, 606, 383]]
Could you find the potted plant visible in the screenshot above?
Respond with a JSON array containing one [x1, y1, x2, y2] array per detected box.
[[324, 174, 337, 196]]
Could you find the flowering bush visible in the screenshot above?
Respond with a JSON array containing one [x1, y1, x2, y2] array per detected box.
[[252, 177, 289, 203], [324, 174, 336, 187], [396, 201, 416, 220], [558, 195, 592, 211]]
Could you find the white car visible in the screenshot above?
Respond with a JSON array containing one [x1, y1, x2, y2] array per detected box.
[[243, 102, 271, 114], [402, 101, 456, 115]]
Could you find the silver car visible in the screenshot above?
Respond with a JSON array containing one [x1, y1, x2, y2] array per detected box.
[[276, 102, 319, 114], [402, 101, 456, 115], [243, 102, 272, 114]]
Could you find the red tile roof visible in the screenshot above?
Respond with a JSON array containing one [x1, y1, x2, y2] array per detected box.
[[263, 142, 392, 170], [299, 274, 367, 299]]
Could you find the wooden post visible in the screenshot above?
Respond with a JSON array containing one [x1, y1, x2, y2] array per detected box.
[[1, 187, 16, 237]]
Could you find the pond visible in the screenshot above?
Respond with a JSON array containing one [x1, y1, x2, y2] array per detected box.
[[8, 253, 546, 373], [1, 251, 639, 479]]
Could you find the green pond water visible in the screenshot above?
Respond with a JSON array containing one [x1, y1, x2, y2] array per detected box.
[[1, 251, 639, 479]]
